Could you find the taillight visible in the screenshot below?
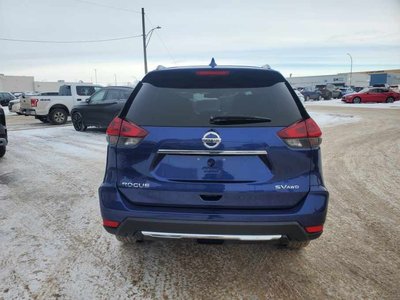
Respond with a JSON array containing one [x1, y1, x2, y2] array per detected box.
[[31, 98, 39, 107], [106, 116, 148, 146], [278, 118, 322, 148]]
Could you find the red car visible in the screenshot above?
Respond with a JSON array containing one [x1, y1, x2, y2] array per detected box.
[[342, 87, 400, 103]]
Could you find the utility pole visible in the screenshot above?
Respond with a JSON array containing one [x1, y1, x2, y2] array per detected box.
[[94, 69, 98, 84], [141, 8, 148, 74], [114, 74, 117, 86]]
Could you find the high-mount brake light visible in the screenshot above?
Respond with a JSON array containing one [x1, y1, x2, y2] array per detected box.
[[196, 70, 230, 76], [106, 116, 148, 146], [278, 118, 322, 148], [31, 98, 39, 107]]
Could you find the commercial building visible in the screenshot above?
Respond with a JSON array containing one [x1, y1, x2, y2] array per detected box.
[[287, 69, 400, 89], [0, 74, 84, 93], [0, 74, 34, 92]]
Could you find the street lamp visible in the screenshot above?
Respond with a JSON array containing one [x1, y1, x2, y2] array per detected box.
[[142, 23, 161, 74], [347, 53, 353, 87]]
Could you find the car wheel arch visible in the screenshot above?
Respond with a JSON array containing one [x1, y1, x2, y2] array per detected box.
[[50, 104, 69, 115]]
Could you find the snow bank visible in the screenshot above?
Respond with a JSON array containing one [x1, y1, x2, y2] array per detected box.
[[309, 111, 360, 127], [305, 99, 400, 109]]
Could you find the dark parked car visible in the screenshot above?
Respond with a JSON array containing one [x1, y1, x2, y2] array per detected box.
[[99, 63, 329, 249], [0, 106, 7, 157], [300, 88, 322, 101], [319, 84, 342, 100], [71, 86, 133, 131], [0, 92, 16, 106]]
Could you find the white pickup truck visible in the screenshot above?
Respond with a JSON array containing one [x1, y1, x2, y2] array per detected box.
[[20, 83, 102, 125]]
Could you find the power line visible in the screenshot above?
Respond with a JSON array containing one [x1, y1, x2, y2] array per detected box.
[[0, 34, 143, 44], [72, 0, 141, 13]]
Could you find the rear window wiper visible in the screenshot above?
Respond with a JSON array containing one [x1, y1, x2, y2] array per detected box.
[[209, 115, 272, 125]]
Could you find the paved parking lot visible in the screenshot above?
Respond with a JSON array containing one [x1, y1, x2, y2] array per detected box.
[[0, 104, 399, 299]]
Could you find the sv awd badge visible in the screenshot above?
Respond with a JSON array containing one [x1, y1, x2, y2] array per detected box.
[[275, 184, 300, 190], [121, 182, 150, 188]]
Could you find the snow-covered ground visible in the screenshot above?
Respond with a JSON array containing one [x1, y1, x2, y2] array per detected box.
[[309, 111, 359, 127], [305, 99, 400, 109]]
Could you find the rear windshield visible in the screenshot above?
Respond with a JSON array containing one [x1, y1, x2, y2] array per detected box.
[[126, 74, 302, 127]]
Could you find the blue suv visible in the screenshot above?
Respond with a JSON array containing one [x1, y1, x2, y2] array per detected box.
[[99, 63, 329, 249]]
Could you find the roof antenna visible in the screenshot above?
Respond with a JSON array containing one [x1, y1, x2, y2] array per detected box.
[[209, 57, 217, 68]]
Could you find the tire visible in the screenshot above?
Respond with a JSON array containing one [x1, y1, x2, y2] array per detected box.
[[386, 97, 394, 103], [283, 240, 310, 249], [0, 146, 5, 158], [325, 92, 332, 100], [116, 235, 144, 244], [72, 112, 87, 132], [49, 108, 68, 125], [353, 97, 361, 104], [38, 116, 49, 123]]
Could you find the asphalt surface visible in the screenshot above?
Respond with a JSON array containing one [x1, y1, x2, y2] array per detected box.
[[0, 106, 399, 299]]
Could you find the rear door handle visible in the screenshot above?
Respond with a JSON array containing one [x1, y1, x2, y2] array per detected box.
[[77, 98, 82, 101]]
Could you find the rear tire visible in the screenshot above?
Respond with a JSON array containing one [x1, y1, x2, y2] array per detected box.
[[72, 112, 87, 132], [386, 97, 394, 103], [49, 108, 68, 125], [353, 97, 361, 104], [116, 235, 144, 244], [0, 146, 5, 158], [283, 240, 310, 249]]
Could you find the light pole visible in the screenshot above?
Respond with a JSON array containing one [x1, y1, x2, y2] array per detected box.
[[347, 53, 353, 87], [143, 26, 161, 74], [141, 8, 161, 74]]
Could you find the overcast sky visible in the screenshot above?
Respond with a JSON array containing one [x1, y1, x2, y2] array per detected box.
[[0, 0, 399, 84]]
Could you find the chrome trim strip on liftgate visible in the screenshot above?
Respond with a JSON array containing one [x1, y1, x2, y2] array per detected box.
[[157, 149, 267, 156], [141, 231, 282, 241]]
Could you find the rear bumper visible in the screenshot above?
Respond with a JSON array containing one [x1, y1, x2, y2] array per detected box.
[[99, 185, 329, 242], [21, 108, 37, 116], [104, 217, 321, 241]]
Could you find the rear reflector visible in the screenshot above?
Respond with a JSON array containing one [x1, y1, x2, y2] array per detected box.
[[103, 219, 120, 228], [305, 225, 323, 233], [106, 116, 148, 146], [31, 98, 39, 107], [278, 118, 322, 148], [196, 70, 230, 76]]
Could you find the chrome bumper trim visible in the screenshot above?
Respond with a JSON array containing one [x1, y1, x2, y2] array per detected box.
[[157, 149, 267, 156], [141, 231, 282, 241]]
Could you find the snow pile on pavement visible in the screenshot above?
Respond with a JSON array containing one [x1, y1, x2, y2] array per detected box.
[[309, 111, 360, 127], [305, 99, 400, 109]]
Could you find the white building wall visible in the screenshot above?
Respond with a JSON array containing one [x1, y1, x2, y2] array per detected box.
[[287, 73, 370, 89], [0, 74, 34, 92], [34, 81, 64, 92]]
